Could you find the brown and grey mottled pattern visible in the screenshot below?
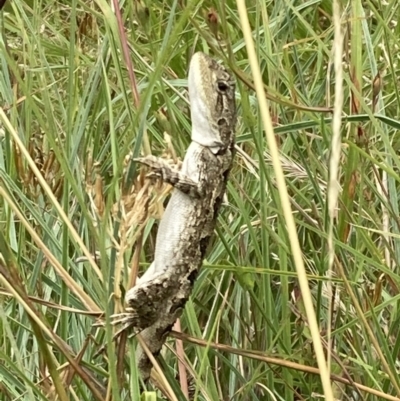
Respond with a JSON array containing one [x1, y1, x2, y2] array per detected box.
[[114, 52, 236, 380]]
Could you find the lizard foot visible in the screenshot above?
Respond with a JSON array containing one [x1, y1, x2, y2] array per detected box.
[[110, 309, 143, 339], [134, 156, 167, 182], [134, 156, 164, 171]]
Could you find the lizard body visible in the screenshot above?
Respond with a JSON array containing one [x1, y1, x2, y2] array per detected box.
[[117, 52, 236, 380]]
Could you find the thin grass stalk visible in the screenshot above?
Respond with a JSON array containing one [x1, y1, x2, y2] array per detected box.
[[236, 1, 334, 400]]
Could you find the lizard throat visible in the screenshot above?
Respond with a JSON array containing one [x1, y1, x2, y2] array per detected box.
[[191, 125, 225, 154]]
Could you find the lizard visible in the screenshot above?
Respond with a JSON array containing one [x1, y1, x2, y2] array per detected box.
[[113, 51, 237, 380]]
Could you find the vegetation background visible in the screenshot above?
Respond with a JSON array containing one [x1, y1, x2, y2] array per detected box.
[[0, 0, 400, 400]]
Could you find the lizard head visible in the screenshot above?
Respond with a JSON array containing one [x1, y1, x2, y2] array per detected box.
[[188, 52, 236, 153]]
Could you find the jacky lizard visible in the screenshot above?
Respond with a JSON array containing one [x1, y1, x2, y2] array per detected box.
[[115, 52, 236, 380]]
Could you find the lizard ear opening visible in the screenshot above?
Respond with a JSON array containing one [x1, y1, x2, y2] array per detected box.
[[217, 117, 227, 126], [217, 80, 229, 92]]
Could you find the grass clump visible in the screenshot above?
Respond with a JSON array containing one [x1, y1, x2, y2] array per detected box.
[[1, 1, 400, 400]]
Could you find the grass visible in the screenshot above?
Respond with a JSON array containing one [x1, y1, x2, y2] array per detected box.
[[1, 0, 400, 400]]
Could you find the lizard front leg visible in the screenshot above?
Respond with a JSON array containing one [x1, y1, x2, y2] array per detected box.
[[135, 155, 203, 198]]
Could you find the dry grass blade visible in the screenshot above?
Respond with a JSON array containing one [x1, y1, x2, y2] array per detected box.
[[327, 0, 344, 386], [2, 1, 400, 399], [0, 109, 103, 282], [172, 331, 400, 401], [236, 2, 334, 401], [0, 187, 101, 312]]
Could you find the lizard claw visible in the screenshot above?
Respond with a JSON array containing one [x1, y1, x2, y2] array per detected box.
[[110, 310, 142, 339]]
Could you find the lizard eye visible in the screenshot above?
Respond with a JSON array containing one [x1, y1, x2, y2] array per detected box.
[[217, 81, 229, 92]]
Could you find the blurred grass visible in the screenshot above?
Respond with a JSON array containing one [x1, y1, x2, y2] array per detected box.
[[1, 0, 400, 400]]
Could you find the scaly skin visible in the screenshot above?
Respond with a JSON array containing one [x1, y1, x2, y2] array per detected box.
[[115, 52, 237, 380]]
